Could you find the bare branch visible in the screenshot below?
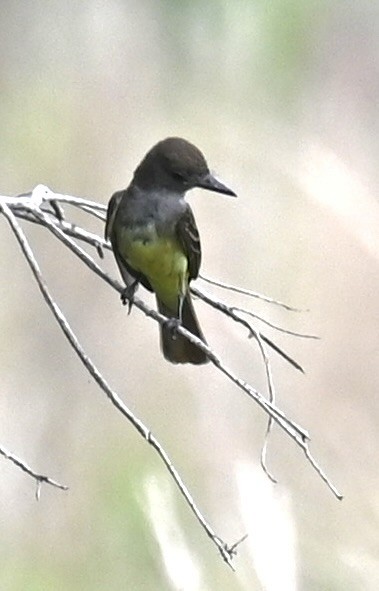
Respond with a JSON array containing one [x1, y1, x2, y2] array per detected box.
[[230, 305, 319, 340], [0, 186, 343, 568], [0, 444, 68, 499], [199, 274, 306, 312], [191, 286, 305, 373], [0, 200, 239, 567], [255, 332, 277, 484], [30, 206, 311, 443]]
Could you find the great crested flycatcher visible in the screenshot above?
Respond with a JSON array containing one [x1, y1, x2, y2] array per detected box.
[[105, 137, 236, 364]]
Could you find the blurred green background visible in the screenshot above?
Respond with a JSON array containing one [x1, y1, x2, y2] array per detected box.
[[1, 1, 379, 589]]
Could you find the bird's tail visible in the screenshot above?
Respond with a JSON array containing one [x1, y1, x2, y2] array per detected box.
[[157, 293, 209, 365]]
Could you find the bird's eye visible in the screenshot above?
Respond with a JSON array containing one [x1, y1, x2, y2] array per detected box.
[[172, 171, 186, 183]]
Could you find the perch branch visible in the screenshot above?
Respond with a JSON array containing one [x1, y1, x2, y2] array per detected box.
[[0, 187, 343, 568], [0, 200, 239, 567]]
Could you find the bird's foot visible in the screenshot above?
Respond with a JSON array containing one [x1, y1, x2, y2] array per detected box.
[[121, 281, 138, 314], [164, 318, 181, 340]]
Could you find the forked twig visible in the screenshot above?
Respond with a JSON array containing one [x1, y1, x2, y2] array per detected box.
[[0, 187, 343, 569], [0, 444, 68, 500], [199, 274, 306, 312], [0, 201, 239, 567], [191, 286, 305, 373]]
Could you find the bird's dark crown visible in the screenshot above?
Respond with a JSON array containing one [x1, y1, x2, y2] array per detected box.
[[133, 137, 209, 192]]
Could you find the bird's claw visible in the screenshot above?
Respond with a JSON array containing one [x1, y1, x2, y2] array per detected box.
[[121, 282, 138, 314], [164, 318, 181, 340]]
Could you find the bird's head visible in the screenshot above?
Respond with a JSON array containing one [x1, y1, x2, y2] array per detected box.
[[133, 137, 236, 197]]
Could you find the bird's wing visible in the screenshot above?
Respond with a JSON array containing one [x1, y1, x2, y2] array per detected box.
[[175, 206, 201, 280], [106, 189, 154, 292], [105, 190, 124, 240]]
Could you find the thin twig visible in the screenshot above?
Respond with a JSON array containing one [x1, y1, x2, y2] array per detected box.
[[16, 199, 343, 498], [0, 201, 238, 567], [12, 208, 110, 252], [0, 187, 343, 551], [31, 205, 310, 444], [191, 286, 305, 373], [227, 533, 249, 557], [199, 274, 306, 312], [0, 444, 68, 499], [4, 190, 343, 498], [254, 333, 277, 484], [73, 204, 107, 222], [231, 306, 319, 339]]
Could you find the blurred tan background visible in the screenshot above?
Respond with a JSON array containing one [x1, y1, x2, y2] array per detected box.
[[1, 1, 379, 589]]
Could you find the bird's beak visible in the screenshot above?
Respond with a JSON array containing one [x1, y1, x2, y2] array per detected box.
[[197, 173, 237, 197]]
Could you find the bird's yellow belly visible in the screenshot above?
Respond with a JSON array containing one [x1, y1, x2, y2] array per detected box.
[[119, 228, 188, 309]]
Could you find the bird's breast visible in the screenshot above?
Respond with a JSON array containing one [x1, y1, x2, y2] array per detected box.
[[113, 190, 189, 306], [119, 224, 183, 271]]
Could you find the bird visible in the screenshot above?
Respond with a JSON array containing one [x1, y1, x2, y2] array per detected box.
[[105, 137, 236, 364]]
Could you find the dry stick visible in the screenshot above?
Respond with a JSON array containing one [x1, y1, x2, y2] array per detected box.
[[203, 250, 281, 483], [6, 192, 308, 335], [71, 204, 106, 222], [199, 274, 305, 312], [197, 282, 316, 472], [210, 350, 342, 499], [32, 206, 309, 443], [0, 444, 68, 500], [191, 287, 344, 498], [0, 202, 237, 569], [231, 305, 319, 340], [33, 187, 107, 222], [192, 286, 305, 374], [33, 187, 107, 211], [14, 201, 312, 360], [0, 195, 309, 350], [15, 200, 338, 475], [253, 332, 278, 484], [198, 288, 300, 480], [36, 209, 343, 501], [31, 204, 307, 457], [12, 208, 109, 252], [19, 196, 313, 346], [3, 194, 343, 498], [52, 199, 342, 497]]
